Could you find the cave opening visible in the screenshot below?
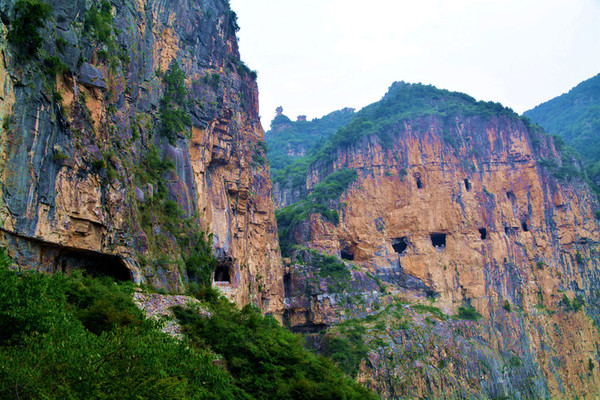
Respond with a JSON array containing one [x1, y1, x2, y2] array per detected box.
[[506, 191, 517, 202], [214, 263, 231, 282], [340, 248, 354, 261], [521, 221, 529, 232], [416, 177, 423, 189], [392, 237, 409, 254], [478, 228, 487, 240], [430, 233, 446, 249], [464, 179, 471, 191], [504, 226, 517, 236], [56, 250, 131, 281]]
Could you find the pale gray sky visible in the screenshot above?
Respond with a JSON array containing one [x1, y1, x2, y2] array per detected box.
[[229, 0, 600, 125]]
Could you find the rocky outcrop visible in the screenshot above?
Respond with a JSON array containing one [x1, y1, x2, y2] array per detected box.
[[0, 0, 283, 315], [278, 83, 600, 398]]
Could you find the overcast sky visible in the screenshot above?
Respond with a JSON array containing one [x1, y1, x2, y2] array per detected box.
[[229, 0, 600, 126]]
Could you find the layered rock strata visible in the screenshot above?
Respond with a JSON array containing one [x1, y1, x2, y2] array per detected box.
[[0, 0, 283, 315], [278, 83, 600, 398]]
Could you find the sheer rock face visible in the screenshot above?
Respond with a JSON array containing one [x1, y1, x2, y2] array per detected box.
[[280, 114, 600, 397], [0, 0, 283, 315]]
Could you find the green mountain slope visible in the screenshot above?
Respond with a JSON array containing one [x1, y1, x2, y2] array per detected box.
[[266, 108, 356, 177], [524, 74, 600, 167]]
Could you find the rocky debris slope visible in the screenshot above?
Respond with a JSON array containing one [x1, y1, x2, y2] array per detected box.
[[0, 0, 283, 315], [133, 290, 207, 338], [277, 82, 600, 398]]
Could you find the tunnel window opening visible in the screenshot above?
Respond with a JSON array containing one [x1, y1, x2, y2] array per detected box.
[[430, 233, 446, 249], [340, 248, 354, 261], [214, 263, 231, 282], [56, 251, 131, 281], [479, 228, 487, 240], [416, 177, 423, 189], [505, 226, 517, 236], [521, 221, 529, 232], [392, 237, 409, 254], [464, 179, 471, 191]]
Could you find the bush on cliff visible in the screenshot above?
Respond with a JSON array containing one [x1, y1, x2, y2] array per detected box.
[[7, 0, 51, 60]]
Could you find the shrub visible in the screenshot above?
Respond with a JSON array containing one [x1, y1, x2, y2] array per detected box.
[[84, 0, 113, 47], [456, 305, 482, 321], [7, 0, 51, 60], [175, 299, 377, 399], [44, 56, 68, 75], [159, 62, 191, 144], [0, 261, 243, 399], [92, 159, 105, 170], [502, 300, 512, 312]]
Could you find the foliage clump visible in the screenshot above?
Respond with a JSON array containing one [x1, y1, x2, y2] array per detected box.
[[455, 305, 482, 321], [159, 61, 191, 144], [175, 293, 377, 399], [7, 0, 51, 60]]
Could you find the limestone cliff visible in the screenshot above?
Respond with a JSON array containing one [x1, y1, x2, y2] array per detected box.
[[276, 82, 600, 398], [0, 0, 283, 315]]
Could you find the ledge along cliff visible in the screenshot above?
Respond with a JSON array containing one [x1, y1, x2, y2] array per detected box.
[[0, 0, 283, 315], [271, 82, 600, 398]]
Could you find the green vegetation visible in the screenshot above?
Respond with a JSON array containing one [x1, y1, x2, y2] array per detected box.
[[159, 62, 191, 144], [525, 74, 600, 164], [175, 294, 376, 399], [455, 305, 482, 321], [502, 300, 512, 312], [267, 109, 356, 178], [412, 303, 447, 320], [525, 74, 600, 195], [0, 250, 373, 399], [559, 294, 585, 313], [7, 0, 51, 60], [84, 0, 114, 47], [276, 169, 357, 256], [0, 256, 239, 399]]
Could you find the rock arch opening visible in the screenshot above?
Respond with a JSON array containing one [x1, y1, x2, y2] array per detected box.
[[340, 247, 354, 261], [214, 262, 231, 282], [56, 249, 131, 281], [430, 233, 446, 249], [479, 228, 487, 240], [392, 237, 409, 254]]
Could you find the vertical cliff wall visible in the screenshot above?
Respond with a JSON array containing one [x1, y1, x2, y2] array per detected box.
[[0, 0, 283, 315], [276, 83, 600, 398]]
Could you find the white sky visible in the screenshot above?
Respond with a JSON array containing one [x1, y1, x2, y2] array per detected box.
[[229, 0, 600, 125]]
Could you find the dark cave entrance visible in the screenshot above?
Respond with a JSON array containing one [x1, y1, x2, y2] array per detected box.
[[521, 220, 529, 232], [392, 237, 409, 255], [464, 179, 471, 191], [478, 228, 488, 240], [416, 177, 423, 189], [430, 233, 446, 249], [214, 263, 231, 282], [56, 249, 131, 281], [340, 248, 355, 261], [506, 191, 517, 202]]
